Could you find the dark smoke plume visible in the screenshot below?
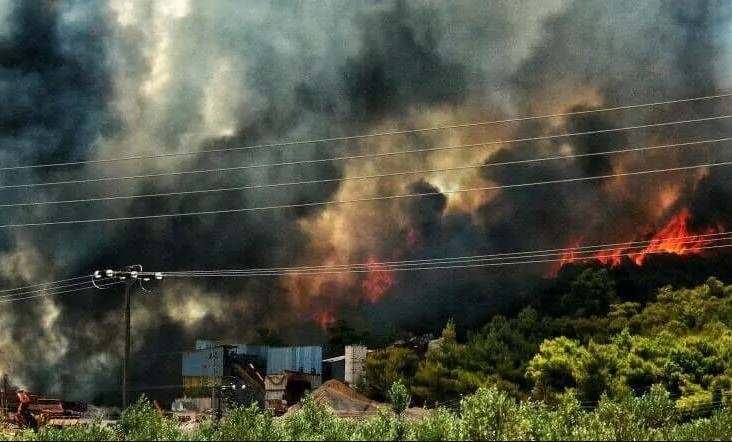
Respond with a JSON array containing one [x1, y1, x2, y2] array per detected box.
[[0, 0, 730, 404]]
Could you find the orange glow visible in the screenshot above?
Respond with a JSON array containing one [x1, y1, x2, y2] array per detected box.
[[548, 239, 583, 277], [317, 311, 336, 330], [362, 257, 395, 303], [594, 247, 623, 267], [550, 208, 725, 275], [630, 208, 723, 265]]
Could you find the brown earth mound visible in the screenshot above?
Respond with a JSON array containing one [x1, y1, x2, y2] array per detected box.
[[285, 379, 428, 419]]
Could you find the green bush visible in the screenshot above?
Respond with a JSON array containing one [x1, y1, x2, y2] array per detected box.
[[661, 407, 732, 441], [4, 384, 732, 441], [33, 419, 116, 441], [459, 387, 531, 441], [527, 392, 593, 441], [214, 403, 281, 441], [117, 396, 183, 441], [352, 407, 395, 441], [408, 407, 461, 441], [280, 394, 355, 441]]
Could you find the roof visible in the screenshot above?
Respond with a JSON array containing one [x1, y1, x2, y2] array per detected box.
[[285, 379, 430, 420], [286, 379, 379, 416]]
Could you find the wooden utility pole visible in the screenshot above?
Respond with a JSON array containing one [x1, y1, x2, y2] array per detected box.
[[92, 266, 163, 410]]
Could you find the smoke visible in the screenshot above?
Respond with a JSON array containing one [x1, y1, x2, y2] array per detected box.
[[0, 0, 731, 401]]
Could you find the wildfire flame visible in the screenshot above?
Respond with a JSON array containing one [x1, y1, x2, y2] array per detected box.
[[630, 208, 722, 265], [317, 311, 336, 330], [551, 208, 725, 274], [363, 257, 395, 303], [548, 238, 584, 277]]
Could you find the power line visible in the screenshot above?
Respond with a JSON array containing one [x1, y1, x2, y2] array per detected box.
[[0, 279, 101, 300], [3, 136, 729, 208], [166, 239, 732, 277], [2, 114, 730, 191], [163, 232, 732, 276], [164, 243, 732, 277], [2, 241, 730, 305], [0, 281, 122, 304], [1, 159, 730, 228], [0, 274, 91, 294], [2, 91, 731, 172], [2, 241, 729, 305]]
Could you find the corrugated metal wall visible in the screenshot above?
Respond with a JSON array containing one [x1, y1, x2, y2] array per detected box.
[[182, 347, 225, 376], [231, 344, 269, 362], [266, 346, 323, 375], [182, 376, 222, 396]]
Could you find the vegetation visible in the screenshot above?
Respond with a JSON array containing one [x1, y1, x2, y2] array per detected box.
[[359, 274, 732, 413], [7, 273, 732, 440], [5, 387, 732, 441]]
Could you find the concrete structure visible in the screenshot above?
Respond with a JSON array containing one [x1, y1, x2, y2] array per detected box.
[[323, 345, 369, 387], [345, 345, 367, 386]]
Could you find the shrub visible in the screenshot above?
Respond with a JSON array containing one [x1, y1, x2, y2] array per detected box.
[[280, 394, 355, 441], [408, 407, 461, 441], [117, 396, 183, 441], [33, 418, 116, 441], [459, 387, 531, 441]]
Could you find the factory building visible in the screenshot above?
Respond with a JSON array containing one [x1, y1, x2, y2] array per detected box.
[[178, 340, 327, 414]]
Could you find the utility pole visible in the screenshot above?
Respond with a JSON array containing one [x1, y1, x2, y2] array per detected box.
[[93, 265, 163, 410], [1, 373, 7, 419]]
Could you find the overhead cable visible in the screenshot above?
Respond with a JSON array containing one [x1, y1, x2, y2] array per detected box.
[[2, 136, 729, 208], [0, 279, 103, 300], [2, 91, 731, 172], [163, 243, 732, 277], [2, 114, 730, 191], [0, 159, 730, 228], [164, 232, 732, 276], [0, 280, 123, 304], [0, 274, 91, 294]]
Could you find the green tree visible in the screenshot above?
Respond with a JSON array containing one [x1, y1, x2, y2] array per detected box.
[[526, 337, 587, 402], [561, 268, 617, 317], [412, 320, 466, 404], [359, 346, 419, 401]]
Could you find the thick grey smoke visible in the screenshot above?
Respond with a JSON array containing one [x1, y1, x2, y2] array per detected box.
[[0, 0, 731, 403]]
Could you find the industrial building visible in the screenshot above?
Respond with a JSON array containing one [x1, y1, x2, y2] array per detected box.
[[176, 340, 368, 414], [322, 345, 368, 387]]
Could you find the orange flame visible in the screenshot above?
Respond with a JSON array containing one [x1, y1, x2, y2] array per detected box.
[[548, 239, 583, 277], [630, 208, 723, 265], [550, 208, 725, 275], [317, 311, 336, 330], [362, 257, 395, 303], [594, 241, 634, 267]]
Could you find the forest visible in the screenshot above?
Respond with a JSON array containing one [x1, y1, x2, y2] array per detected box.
[[358, 267, 732, 413]]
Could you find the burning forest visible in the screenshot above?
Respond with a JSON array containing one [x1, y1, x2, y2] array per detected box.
[[0, 0, 731, 405]]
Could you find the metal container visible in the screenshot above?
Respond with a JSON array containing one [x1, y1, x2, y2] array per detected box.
[[266, 346, 323, 375], [182, 347, 225, 377]]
